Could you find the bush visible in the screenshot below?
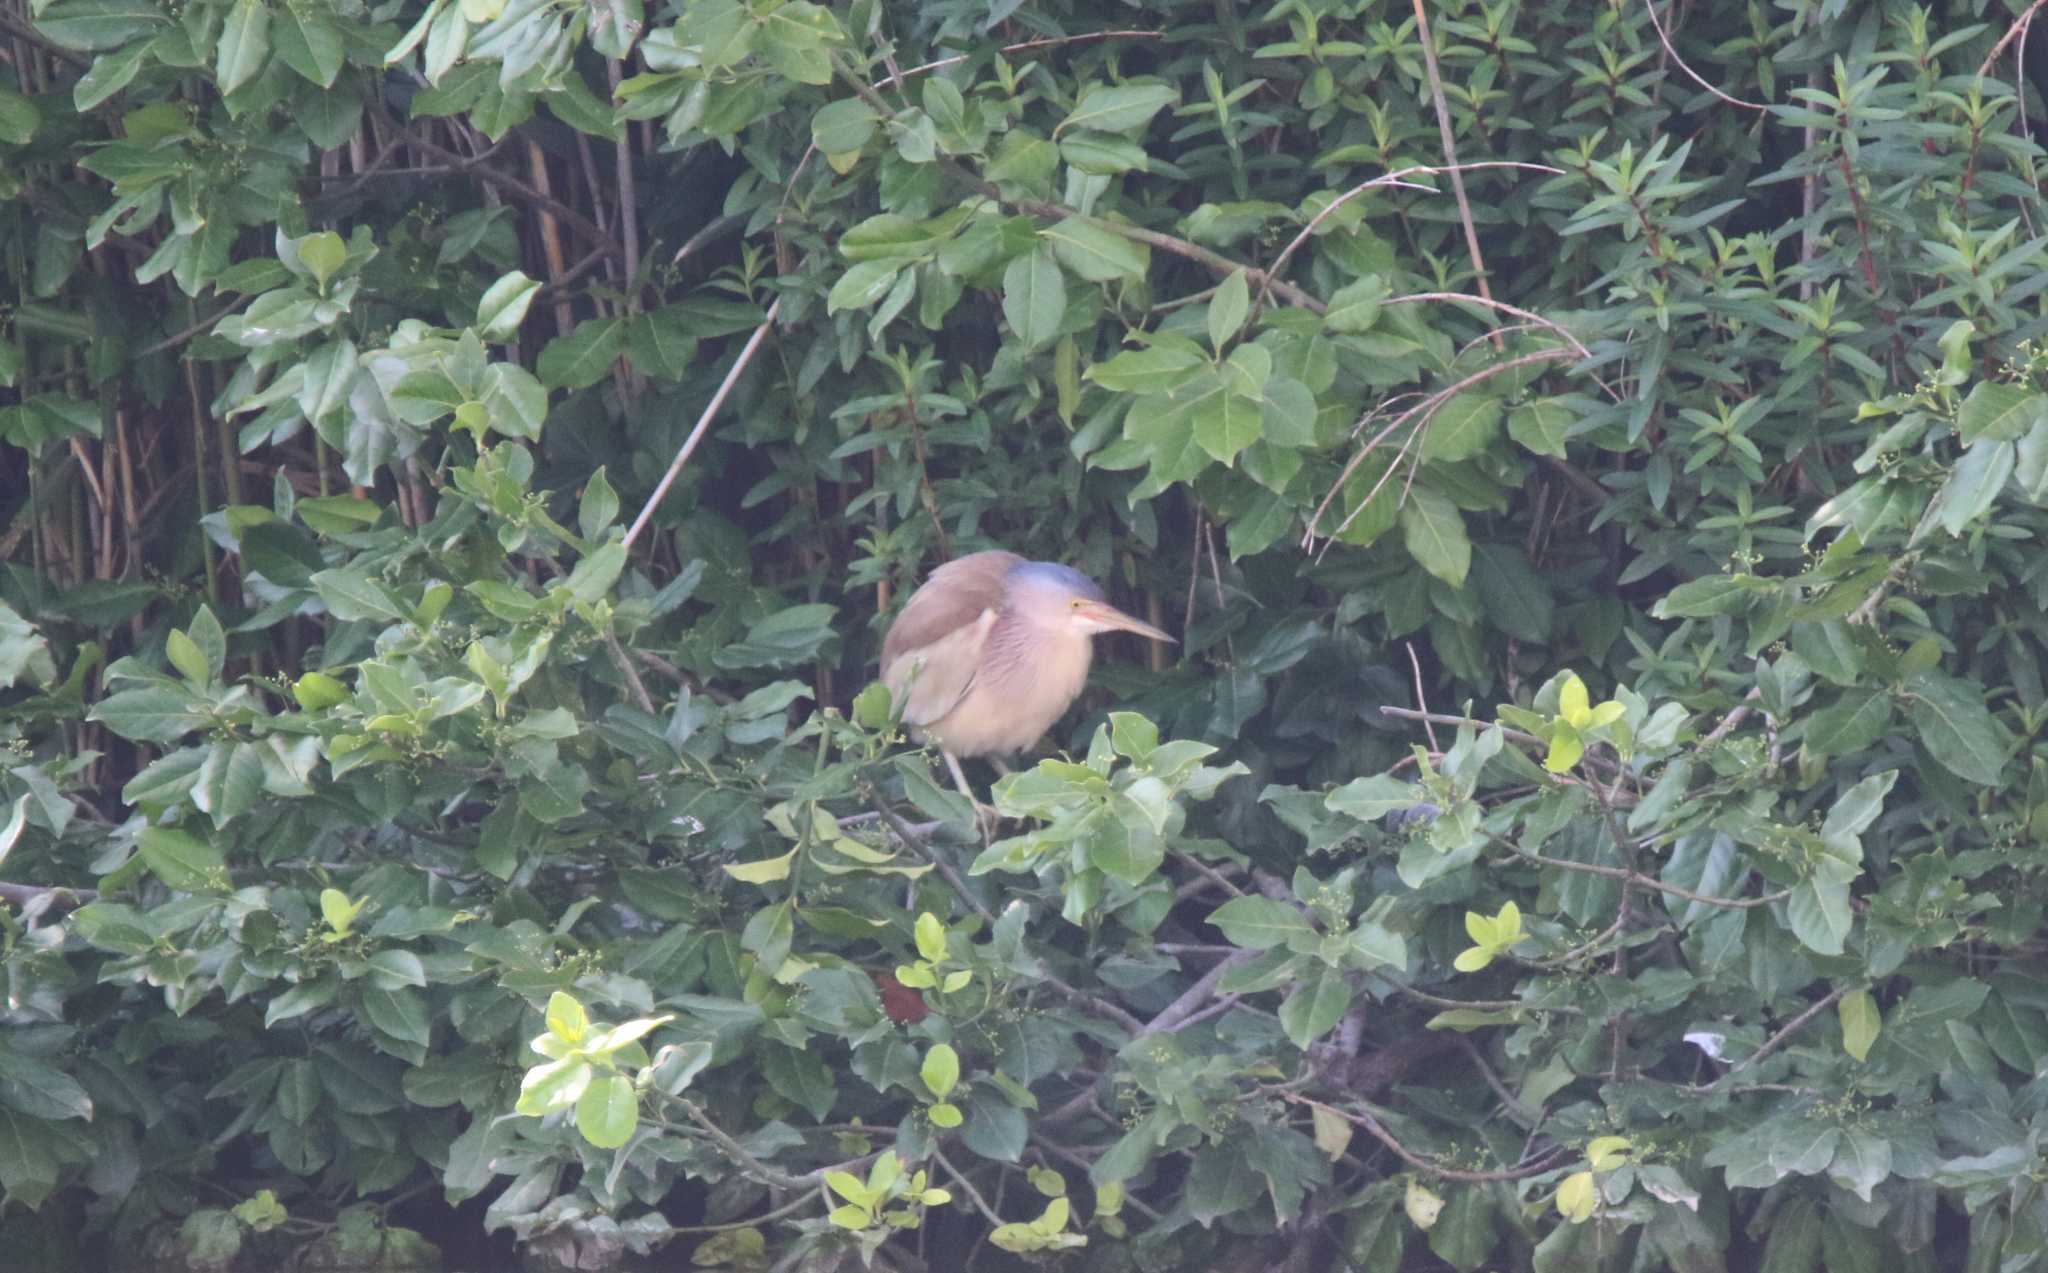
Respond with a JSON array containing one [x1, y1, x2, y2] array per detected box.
[[4, 0, 2048, 1269]]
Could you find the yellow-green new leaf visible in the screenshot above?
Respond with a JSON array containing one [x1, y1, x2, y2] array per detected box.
[[1839, 989, 1881, 1061], [1556, 1170, 1598, 1222]]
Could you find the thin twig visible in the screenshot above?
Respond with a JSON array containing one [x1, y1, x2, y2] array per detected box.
[[625, 297, 782, 548], [137, 300, 252, 358], [1259, 163, 1561, 312], [404, 134, 622, 259], [603, 631, 656, 714], [1306, 349, 1573, 545], [1285, 1095, 1568, 1182], [1690, 984, 1852, 1091], [893, 29, 1165, 80], [872, 799, 992, 920], [1643, 0, 1768, 111], [1410, 0, 1502, 346], [1978, 0, 2048, 78], [1404, 642, 1440, 753], [1515, 846, 1789, 910], [931, 1148, 1002, 1226], [1132, 952, 1255, 1040]]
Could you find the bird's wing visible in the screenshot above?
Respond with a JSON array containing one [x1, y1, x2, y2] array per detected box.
[[880, 551, 1019, 727]]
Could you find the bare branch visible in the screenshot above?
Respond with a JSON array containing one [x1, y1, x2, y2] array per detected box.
[[625, 297, 782, 549]]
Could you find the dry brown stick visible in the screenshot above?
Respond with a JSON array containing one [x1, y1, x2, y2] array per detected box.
[[624, 298, 783, 549], [1979, 0, 2048, 77], [525, 141, 576, 337], [0, 11, 87, 66], [1409, 0, 1502, 345]]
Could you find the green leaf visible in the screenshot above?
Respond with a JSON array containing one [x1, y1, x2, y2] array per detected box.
[[311, 568, 410, 623], [88, 685, 212, 743], [1326, 774, 1424, 820], [1059, 82, 1176, 136], [1787, 877, 1852, 956], [921, 1043, 960, 1099], [1805, 687, 1892, 755], [762, 1044, 838, 1121], [1422, 393, 1503, 463], [1043, 219, 1147, 282], [1002, 248, 1065, 349], [478, 270, 540, 339], [723, 846, 796, 884], [1956, 381, 2042, 444], [915, 911, 948, 962], [1398, 487, 1471, 587], [0, 1052, 94, 1121], [272, 7, 344, 86], [1556, 1171, 1597, 1223], [1208, 268, 1250, 351], [1508, 397, 1574, 457], [1323, 275, 1388, 333], [1838, 990, 1880, 1062], [73, 42, 153, 110], [214, 0, 271, 97], [195, 741, 264, 827], [1278, 964, 1354, 1047], [1937, 440, 2014, 535], [827, 260, 901, 312], [811, 97, 876, 153], [0, 88, 40, 145], [1650, 574, 1770, 618], [1087, 340, 1207, 393], [137, 826, 225, 892], [578, 468, 619, 541], [536, 318, 626, 391], [38, 0, 168, 51], [575, 1075, 638, 1148], [1184, 1145, 1262, 1224], [1192, 392, 1263, 464], [1470, 544, 1554, 641], [1208, 896, 1316, 950], [1906, 672, 2008, 786], [165, 629, 209, 687], [361, 984, 432, 1052]]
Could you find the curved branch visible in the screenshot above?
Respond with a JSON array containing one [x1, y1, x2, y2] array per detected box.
[[1643, 0, 1769, 111], [1306, 349, 1573, 544], [1285, 1094, 1568, 1182], [1688, 984, 1851, 1092]]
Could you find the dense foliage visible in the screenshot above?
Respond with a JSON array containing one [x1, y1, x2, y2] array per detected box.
[[4, 0, 2048, 1267]]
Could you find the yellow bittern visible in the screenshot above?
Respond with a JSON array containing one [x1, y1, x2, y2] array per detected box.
[[880, 550, 1176, 809]]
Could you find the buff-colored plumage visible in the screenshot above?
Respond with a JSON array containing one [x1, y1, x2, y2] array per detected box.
[[879, 550, 1175, 806]]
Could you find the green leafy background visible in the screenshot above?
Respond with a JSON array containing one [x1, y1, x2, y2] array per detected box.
[[2, 0, 2048, 1268]]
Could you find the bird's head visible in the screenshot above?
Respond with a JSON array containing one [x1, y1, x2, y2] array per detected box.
[[1007, 561, 1177, 644]]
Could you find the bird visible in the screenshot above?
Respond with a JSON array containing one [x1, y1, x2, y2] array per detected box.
[[879, 550, 1176, 814]]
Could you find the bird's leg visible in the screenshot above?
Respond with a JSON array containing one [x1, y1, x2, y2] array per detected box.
[[942, 750, 1002, 837]]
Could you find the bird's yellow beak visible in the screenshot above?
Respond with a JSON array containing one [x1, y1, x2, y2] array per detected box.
[[1073, 599, 1177, 644]]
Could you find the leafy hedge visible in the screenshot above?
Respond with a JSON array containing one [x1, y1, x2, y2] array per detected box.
[[3, 0, 2048, 1268]]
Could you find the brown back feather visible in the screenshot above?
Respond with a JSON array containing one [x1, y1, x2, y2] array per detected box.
[[879, 550, 1021, 674]]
